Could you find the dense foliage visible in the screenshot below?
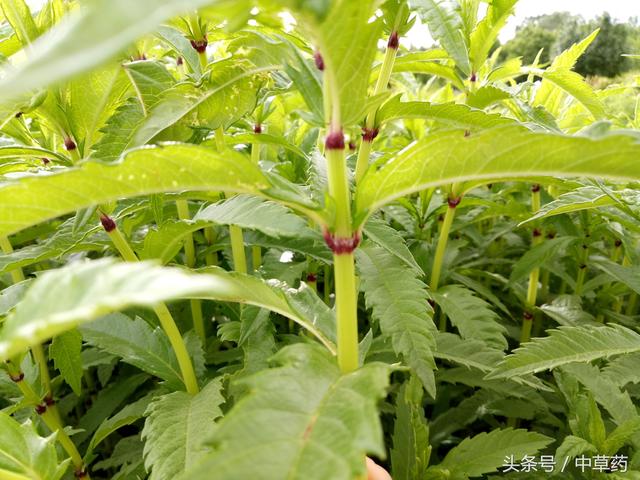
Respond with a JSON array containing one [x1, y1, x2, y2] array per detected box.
[[0, 0, 639, 479], [502, 11, 639, 77]]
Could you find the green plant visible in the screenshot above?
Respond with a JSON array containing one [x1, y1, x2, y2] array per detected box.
[[0, 0, 639, 478]]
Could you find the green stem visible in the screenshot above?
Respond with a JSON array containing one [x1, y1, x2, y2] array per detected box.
[[431, 202, 457, 293], [1, 237, 62, 423], [176, 200, 206, 341], [215, 128, 249, 274], [6, 363, 88, 477], [354, 32, 399, 184], [323, 264, 332, 304], [251, 137, 263, 271], [204, 228, 218, 266], [326, 142, 359, 373], [334, 253, 359, 373], [229, 226, 248, 274], [153, 304, 200, 395], [104, 223, 199, 394], [521, 187, 542, 345]]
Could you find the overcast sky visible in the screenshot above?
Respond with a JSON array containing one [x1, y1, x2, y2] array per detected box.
[[501, 0, 637, 41]]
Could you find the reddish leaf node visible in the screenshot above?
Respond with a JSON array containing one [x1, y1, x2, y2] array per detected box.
[[100, 214, 116, 233], [254, 124, 263, 134], [9, 372, 24, 383], [323, 230, 361, 254], [64, 137, 77, 151], [448, 196, 462, 208], [314, 50, 325, 71], [362, 127, 379, 142], [190, 37, 208, 54], [325, 130, 345, 150], [387, 31, 400, 50]]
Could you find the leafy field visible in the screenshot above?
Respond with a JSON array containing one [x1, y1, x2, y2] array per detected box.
[[0, 0, 640, 479]]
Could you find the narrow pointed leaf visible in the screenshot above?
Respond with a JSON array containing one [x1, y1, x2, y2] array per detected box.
[[355, 126, 640, 223], [0, 144, 269, 238], [357, 243, 437, 396], [412, 0, 470, 75], [81, 314, 190, 390], [429, 428, 552, 478], [433, 285, 507, 350], [488, 325, 640, 379]]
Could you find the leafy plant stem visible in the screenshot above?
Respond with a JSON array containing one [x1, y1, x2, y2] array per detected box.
[[176, 199, 206, 341], [521, 186, 542, 344], [251, 138, 262, 270], [432, 199, 458, 311], [5, 361, 88, 477], [0, 236, 25, 284], [326, 138, 359, 373], [334, 252, 359, 373], [354, 29, 400, 183], [104, 223, 200, 394], [229, 225, 248, 274], [214, 127, 248, 274], [1, 236, 62, 422], [323, 264, 332, 303]]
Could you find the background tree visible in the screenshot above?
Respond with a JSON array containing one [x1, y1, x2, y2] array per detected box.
[[502, 12, 632, 77]]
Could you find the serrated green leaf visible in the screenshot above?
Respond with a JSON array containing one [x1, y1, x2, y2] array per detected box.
[[156, 26, 201, 79], [362, 215, 423, 273], [0, 220, 105, 275], [81, 314, 189, 390], [602, 353, 640, 387], [433, 285, 507, 350], [510, 237, 576, 284], [391, 375, 431, 480], [178, 344, 392, 480], [488, 325, 640, 379], [391, 54, 465, 89], [0, 0, 38, 47], [541, 70, 605, 120], [0, 259, 220, 360], [431, 428, 552, 478], [65, 65, 131, 155], [592, 257, 640, 295], [49, 328, 83, 395], [411, 0, 470, 75], [521, 186, 617, 224], [539, 295, 597, 327], [377, 97, 515, 129], [142, 379, 224, 480], [469, 0, 516, 72], [138, 219, 210, 264], [0, 144, 269, 238], [316, 0, 382, 125], [533, 29, 601, 119], [355, 126, 640, 223], [194, 194, 308, 238], [357, 243, 437, 396], [76, 373, 149, 444], [197, 267, 337, 352], [555, 435, 597, 466], [434, 332, 503, 372], [87, 392, 156, 458], [0, 414, 69, 480]]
